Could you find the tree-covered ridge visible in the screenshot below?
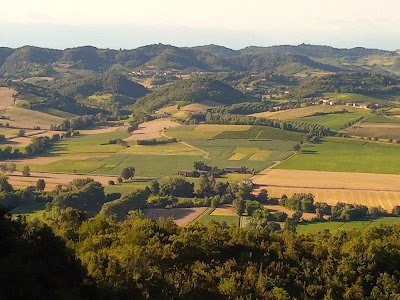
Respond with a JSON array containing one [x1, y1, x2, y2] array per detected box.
[[289, 72, 400, 99], [239, 44, 393, 59], [4, 207, 400, 299], [134, 77, 256, 112], [0, 44, 397, 78], [49, 71, 149, 99], [5, 80, 97, 114]]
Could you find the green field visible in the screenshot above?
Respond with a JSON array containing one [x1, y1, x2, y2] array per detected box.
[[215, 126, 305, 141], [197, 213, 240, 227], [276, 137, 400, 174], [297, 217, 400, 234], [26, 124, 303, 177], [294, 110, 370, 131], [364, 114, 400, 124], [104, 181, 151, 195], [11, 203, 46, 221]]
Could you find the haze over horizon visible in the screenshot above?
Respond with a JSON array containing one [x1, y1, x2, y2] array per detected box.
[[2, 0, 400, 50]]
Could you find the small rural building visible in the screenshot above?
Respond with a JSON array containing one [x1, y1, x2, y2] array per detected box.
[[241, 179, 254, 186], [346, 102, 370, 109], [319, 98, 336, 105], [154, 112, 170, 119]]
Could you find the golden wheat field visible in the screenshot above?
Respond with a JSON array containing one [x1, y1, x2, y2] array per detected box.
[[0, 87, 16, 108], [253, 169, 400, 211]]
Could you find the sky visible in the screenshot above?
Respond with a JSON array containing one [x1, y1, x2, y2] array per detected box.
[[1, 0, 400, 50]]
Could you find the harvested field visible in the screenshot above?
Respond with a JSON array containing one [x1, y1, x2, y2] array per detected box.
[[5, 136, 32, 147], [228, 153, 248, 160], [157, 103, 210, 118], [143, 207, 208, 226], [7, 171, 119, 191], [253, 169, 400, 211], [11, 154, 109, 166], [0, 107, 64, 129], [263, 205, 321, 221], [0, 87, 16, 109], [341, 123, 400, 140], [249, 150, 272, 161], [211, 206, 236, 216], [79, 126, 124, 135], [124, 119, 180, 141]]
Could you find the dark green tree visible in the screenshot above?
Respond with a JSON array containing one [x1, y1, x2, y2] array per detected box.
[[36, 179, 46, 191], [121, 167, 135, 181]]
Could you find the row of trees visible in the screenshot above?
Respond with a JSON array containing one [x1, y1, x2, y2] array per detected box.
[[186, 111, 332, 136], [279, 193, 396, 222]]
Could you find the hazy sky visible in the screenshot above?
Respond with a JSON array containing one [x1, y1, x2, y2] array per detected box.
[[2, 0, 400, 50]]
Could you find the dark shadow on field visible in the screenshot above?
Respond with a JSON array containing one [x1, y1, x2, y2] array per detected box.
[[143, 208, 199, 221], [127, 178, 159, 183], [301, 150, 317, 154]]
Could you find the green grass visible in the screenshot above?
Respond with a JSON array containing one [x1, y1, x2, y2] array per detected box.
[[28, 124, 298, 177], [294, 110, 370, 131], [104, 182, 150, 195], [11, 203, 46, 221], [364, 115, 400, 124], [198, 214, 240, 226], [51, 129, 130, 155], [35, 107, 77, 119], [276, 137, 400, 174], [186, 138, 295, 171], [215, 126, 306, 141], [98, 154, 204, 177], [297, 217, 400, 234]]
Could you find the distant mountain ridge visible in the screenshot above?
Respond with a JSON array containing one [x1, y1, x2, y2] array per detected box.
[[0, 43, 398, 78]]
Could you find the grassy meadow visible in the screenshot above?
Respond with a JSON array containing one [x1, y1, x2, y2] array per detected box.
[[276, 137, 400, 174], [11, 203, 46, 221], [297, 217, 400, 234], [294, 109, 370, 131]]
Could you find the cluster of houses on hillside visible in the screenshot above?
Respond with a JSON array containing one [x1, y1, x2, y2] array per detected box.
[[318, 98, 376, 109], [129, 69, 179, 77]]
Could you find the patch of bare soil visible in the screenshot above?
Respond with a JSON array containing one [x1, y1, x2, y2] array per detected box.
[[143, 207, 208, 226], [7, 172, 119, 191], [0, 87, 16, 109], [79, 126, 125, 135], [124, 119, 180, 141]]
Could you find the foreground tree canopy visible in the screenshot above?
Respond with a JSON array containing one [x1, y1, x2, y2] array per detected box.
[[3, 206, 400, 299]]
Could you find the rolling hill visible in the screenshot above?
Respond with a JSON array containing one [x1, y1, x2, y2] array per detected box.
[[133, 77, 256, 112], [0, 44, 398, 79]]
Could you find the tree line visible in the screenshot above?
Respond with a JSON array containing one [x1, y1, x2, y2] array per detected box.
[[186, 111, 332, 136]]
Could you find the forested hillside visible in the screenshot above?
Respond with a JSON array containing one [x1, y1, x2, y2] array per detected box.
[[50, 71, 149, 99], [289, 72, 400, 99], [0, 44, 398, 78], [133, 77, 256, 112]]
